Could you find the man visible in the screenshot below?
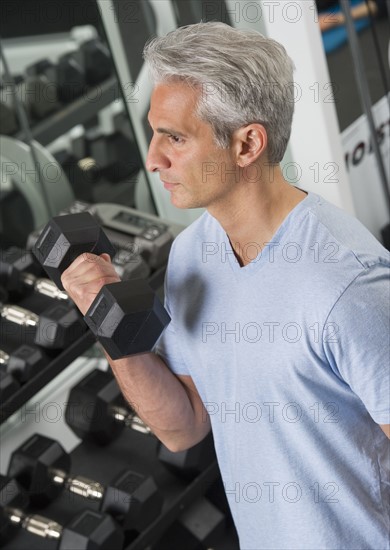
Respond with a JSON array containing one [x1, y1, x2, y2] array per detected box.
[[62, 22, 389, 550]]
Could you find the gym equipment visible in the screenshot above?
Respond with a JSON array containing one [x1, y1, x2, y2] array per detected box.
[[0, 247, 68, 301], [0, 370, 20, 401], [22, 60, 62, 119], [8, 434, 163, 532], [56, 53, 86, 103], [32, 212, 170, 359], [0, 135, 75, 235], [0, 475, 124, 549], [71, 38, 113, 87], [27, 200, 177, 272], [0, 69, 60, 126], [66, 369, 217, 478], [0, 345, 47, 383], [65, 369, 152, 444], [155, 497, 226, 550], [0, 76, 24, 135], [0, 289, 86, 350], [86, 130, 141, 183], [91, 202, 175, 270], [32, 212, 115, 290], [53, 149, 98, 203]]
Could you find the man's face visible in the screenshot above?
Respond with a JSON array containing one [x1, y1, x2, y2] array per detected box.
[[146, 81, 238, 210]]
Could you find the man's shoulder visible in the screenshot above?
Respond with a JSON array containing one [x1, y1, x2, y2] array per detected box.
[[305, 192, 389, 270]]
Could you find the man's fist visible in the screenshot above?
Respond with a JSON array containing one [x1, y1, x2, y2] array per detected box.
[[61, 253, 121, 316]]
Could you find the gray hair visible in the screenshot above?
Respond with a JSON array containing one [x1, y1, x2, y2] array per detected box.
[[143, 22, 295, 164]]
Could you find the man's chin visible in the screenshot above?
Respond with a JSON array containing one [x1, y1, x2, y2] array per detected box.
[[170, 196, 202, 210]]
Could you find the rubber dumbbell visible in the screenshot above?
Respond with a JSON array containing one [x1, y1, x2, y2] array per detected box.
[[0, 475, 123, 549], [0, 75, 32, 133], [53, 149, 97, 203], [0, 247, 68, 301], [0, 76, 22, 135], [71, 38, 113, 86], [7, 433, 163, 533], [66, 369, 217, 478], [0, 344, 48, 383], [86, 130, 141, 183], [23, 59, 62, 120], [0, 288, 86, 350], [155, 497, 226, 550], [0, 370, 20, 401], [65, 369, 152, 444], [32, 212, 170, 359]]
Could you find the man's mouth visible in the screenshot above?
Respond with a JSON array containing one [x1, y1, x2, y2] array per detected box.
[[162, 181, 179, 190]]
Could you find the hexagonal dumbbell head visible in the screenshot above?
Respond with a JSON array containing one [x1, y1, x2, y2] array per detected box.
[[0, 475, 29, 542], [0, 247, 41, 294], [65, 369, 124, 444], [60, 509, 124, 550], [32, 212, 116, 290], [35, 303, 86, 349], [7, 433, 71, 507], [158, 432, 217, 480], [7, 344, 48, 383], [84, 280, 171, 359], [102, 469, 163, 533]]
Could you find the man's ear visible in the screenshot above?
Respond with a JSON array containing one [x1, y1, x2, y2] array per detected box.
[[233, 123, 268, 167]]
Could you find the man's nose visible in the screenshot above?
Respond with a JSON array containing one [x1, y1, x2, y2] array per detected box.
[[146, 136, 171, 172]]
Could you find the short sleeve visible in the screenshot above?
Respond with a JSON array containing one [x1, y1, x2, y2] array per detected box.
[[153, 249, 190, 376], [323, 262, 390, 424]]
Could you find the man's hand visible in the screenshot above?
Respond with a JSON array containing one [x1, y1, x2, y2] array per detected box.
[[61, 252, 120, 316]]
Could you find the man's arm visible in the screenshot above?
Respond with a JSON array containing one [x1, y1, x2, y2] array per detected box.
[[61, 252, 211, 452], [107, 351, 211, 452]]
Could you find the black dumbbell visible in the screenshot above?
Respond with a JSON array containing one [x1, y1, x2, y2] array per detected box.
[[32, 212, 170, 359], [0, 370, 20, 401], [86, 131, 141, 183], [0, 76, 21, 135], [7, 433, 163, 533], [0, 344, 48, 383], [53, 149, 98, 203], [0, 475, 123, 549], [73, 38, 113, 86], [23, 59, 62, 120], [0, 247, 69, 301], [65, 369, 216, 478], [0, 75, 33, 134], [56, 52, 87, 103], [0, 287, 86, 350], [65, 369, 152, 445], [155, 497, 226, 550]]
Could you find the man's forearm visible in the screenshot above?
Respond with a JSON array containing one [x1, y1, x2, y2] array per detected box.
[[104, 351, 210, 452]]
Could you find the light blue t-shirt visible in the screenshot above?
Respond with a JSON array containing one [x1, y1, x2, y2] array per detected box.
[[155, 192, 390, 550]]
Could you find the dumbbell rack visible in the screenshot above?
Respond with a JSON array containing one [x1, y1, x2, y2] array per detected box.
[[1, 424, 235, 550], [0, 259, 166, 424], [15, 76, 120, 147], [0, 272, 239, 549], [0, 288, 95, 423]]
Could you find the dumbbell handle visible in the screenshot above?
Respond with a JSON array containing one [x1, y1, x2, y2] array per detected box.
[[110, 404, 152, 435], [21, 273, 68, 301], [0, 305, 38, 327], [50, 469, 104, 501], [7, 507, 62, 539], [0, 349, 9, 365]]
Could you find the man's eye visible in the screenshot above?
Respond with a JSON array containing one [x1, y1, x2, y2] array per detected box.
[[168, 134, 183, 144]]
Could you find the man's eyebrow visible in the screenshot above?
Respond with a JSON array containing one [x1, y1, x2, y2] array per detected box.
[[156, 127, 186, 137], [147, 116, 186, 137]]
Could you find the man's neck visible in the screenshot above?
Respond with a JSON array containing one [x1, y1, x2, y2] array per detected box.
[[208, 166, 308, 267]]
